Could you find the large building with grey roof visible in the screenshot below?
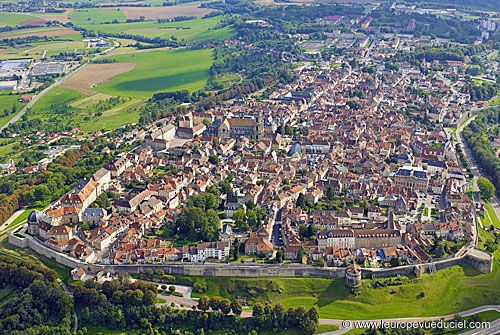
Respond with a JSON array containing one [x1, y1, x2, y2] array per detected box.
[[393, 166, 429, 192]]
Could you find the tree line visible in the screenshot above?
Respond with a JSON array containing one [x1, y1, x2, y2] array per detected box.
[[463, 108, 500, 196]]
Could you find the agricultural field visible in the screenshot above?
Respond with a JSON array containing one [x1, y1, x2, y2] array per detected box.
[[69, 8, 127, 26], [34, 9, 74, 23], [26, 86, 142, 133], [60, 62, 137, 96], [70, 16, 234, 42], [95, 48, 213, 99], [104, 3, 213, 20], [0, 12, 37, 27], [0, 26, 78, 40]]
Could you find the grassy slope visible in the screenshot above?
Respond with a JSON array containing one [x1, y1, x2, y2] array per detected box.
[[95, 48, 213, 99], [0, 239, 72, 283], [180, 250, 500, 320], [486, 202, 500, 228], [27, 87, 141, 133]]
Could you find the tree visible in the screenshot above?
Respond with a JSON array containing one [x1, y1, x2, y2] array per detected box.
[[233, 238, 240, 260], [198, 296, 210, 312], [296, 193, 306, 209], [208, 154, 220, 165], [168, 285, 176, 293], [231, 299, 242, 316], [390, 257, 401, 267], [478, 177, 495, 201], [220, 298, 231, 315]]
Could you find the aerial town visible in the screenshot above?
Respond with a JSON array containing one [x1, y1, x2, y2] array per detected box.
[[18, 29, 495, 268], [1, 0, 500, 333]]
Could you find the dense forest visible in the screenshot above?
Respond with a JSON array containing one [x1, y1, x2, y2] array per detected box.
[[0, 255, 319, 335], [0, 255, 73, 334]]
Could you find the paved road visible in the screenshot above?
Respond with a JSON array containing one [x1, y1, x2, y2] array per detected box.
[[0, 209, 25, 230]]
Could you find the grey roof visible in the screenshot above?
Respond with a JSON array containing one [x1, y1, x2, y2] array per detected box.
[[287, 143, 302, 157], [28, 210, 44, 223], [221, 223, 233, 235], [82, 208, 107, 217]]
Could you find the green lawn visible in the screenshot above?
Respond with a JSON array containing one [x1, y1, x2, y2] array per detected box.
[[72, 16, 234, 42], [31, 86, 84, 111], [422, 207, 429, 216], [96, 48, 213, 99], [78, 98, 142, 132], [477, 224, 494, 250], [0, 93, 27, 128], [314, 324, 339, 333], [0, 140, 17, 160], [179, 251, 500, 320], [485, 202, 500, 228], [0, 12, 36, 27]]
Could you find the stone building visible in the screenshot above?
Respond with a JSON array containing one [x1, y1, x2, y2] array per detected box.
[[393, 166, 429, 192]]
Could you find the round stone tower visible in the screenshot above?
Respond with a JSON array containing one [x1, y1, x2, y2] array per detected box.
[[345, 264, 362, 287]]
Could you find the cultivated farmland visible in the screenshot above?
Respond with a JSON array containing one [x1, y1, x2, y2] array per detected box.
[[18, 18, 46, 26], [94, 48, 213, 99], [104, 4, 213, 20], [0, 27, 78, 40], [60, 63, 136, 96], [70, 16, 234, 42], [0, 12, 36, 27]]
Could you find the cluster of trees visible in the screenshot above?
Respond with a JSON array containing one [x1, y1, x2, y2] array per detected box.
[[157, 16, 197, 23], [391, 45, 486, 66], [172, 187, 221, 241], [0, 255, 73, 334], [232, 202, 269, 231], [463, 108, 500, 196], [478, 177, 496, 201], [197, 296, 242, 316], [371, 7, 481, 44], [0, 141, 110, 225], [252, 303, 319, 335], [461, 82, 500, 102]]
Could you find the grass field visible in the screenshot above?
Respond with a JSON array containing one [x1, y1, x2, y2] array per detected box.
[[486, 202, 500, 228], [0, 12, 36, 27], [179, 249, 500, 320], [0, 94, 27, 128], [72, 16, 234, 42], [0, 140, 17, 160], [32, 86, 84, 111], [96, 48, 213, 98], [69, 8, 126, 26], [27, 86, 142, 133]]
